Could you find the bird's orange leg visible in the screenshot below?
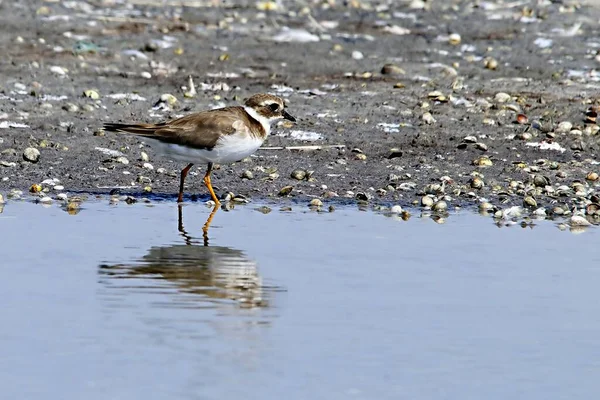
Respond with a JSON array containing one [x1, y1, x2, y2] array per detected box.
[[203, 162, 221, 206], [178, 163, 194, 203], [202, 204, 219, 246]]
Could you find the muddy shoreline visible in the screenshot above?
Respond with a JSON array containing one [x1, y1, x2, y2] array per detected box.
[[2, 0, 600, 220]]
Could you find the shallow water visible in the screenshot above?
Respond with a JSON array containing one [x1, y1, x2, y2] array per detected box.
[[1, 200, 600, 400]]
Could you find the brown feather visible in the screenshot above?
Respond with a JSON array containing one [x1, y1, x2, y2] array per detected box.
[[103, 106, 266, 150]]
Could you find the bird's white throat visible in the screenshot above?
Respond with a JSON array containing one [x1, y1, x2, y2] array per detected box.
[[244, 106, 273, 135]]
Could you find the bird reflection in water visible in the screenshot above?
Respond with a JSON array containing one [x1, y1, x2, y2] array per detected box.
[[99, 205, 274, 308]]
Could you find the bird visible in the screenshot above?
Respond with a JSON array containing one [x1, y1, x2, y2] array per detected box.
[[103, 93, 296, 205]]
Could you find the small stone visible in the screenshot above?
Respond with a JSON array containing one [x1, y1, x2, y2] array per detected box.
[[115, 156, 129, 165], [448, 33, 461, 45], [0, 194, 4, 204], [290, 169, 307, 180], [484, 57, 498, 70], [40, 196, 52, 204], [255, 206, 272, 214], [470, 177, 484, 189], [473, 156, 493, 167], [523, 196, 537, 208], [463, 135, 477, 143], [421, 195, 434, 207], [516, 132, 533, 140], [23, 147, 40, 163], [54, 185, 64, 191], [475, 143, 488, 151], [65, 201, 80, 214], [278, 185, 293, 196], [143, 186, 152, 193], [142, 162, 154, 170], [570, 215, 591, 227], [479, 202, 494, 212], [56, 193, 68, 201], [83, 89, 100, 99], [140, 152, 149, 162], [352, 50, 364, 60], [381, 63, 405, 75], [432, 200, 448, 212], [63, 103, 79, 112], [556, 121, 573, 134], [309, 198, 323, 207], [50, 65, 67, 75], [140, 71, 152, 79], [355, 153, 367, 160], [586, 172, 598, 181], [494, 92, 511, 103], [533, 175, 549, 187], [160, 93, 178, 105], [390, 205, 403, 214], [516, 114, 528, 124], [356, 192, 372, 201], [241, 170, 254, 180], [422, 112, 436, 124]]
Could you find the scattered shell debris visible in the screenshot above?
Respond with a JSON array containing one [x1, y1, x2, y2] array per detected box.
[[0, 0, 598, 229]]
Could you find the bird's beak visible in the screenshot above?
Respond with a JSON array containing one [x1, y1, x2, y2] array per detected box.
[[282, 110, 296, 122]]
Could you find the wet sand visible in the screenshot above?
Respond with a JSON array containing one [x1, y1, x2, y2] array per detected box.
[[2, 0, 600, 217]]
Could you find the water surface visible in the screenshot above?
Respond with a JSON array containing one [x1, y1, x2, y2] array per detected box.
[[1, 201, 599, 400]]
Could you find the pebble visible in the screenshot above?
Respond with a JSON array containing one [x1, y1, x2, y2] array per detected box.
[[115, 156, 129, 165], [473, 156, 493, 167], [352, 51, 364, 60], [479, 202, 494, 212], [355, 192, 372, 201], [523, 196, 537, 208], [309, 198, 323, 207], [422, 112, 436, 124], [63, 103, 79, 112], [291, 169, 307, 180], [39, 196, 52, 204], [278, 186, 293, 196], [54, 185, 64, 191], [23, 147, 40, 163], [570, 215, 591, 227], [390, 205, 403, 214], [494, 92, 511, 103], [432, 200, 448, 212], [0, 194, 4, 204], [421, 195, 434, 207], [381, 63, 405, 75], [83, 89, 100, 99], [556, 121, 573, 134], [448, 33, 461, 45], [50, 65, 67, 75], [241, 170, 254, 180], [142, 162, 154, 170], [56, 193, 68, 201], [140, 152, 149, 162]]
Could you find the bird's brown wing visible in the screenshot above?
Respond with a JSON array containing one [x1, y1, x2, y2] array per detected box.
[[103, 107, 248, 150]]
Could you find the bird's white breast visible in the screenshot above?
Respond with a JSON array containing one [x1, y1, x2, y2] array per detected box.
[[146, 132, 265, 164]]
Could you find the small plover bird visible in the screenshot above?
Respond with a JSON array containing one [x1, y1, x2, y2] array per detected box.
[[104, 93, 296, 204]]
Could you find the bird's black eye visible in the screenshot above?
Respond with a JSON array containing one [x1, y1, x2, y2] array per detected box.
[[269, 103, 280, 112]]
